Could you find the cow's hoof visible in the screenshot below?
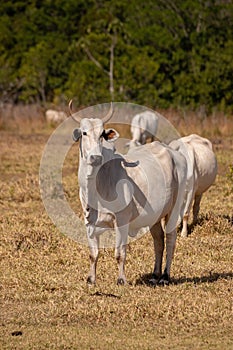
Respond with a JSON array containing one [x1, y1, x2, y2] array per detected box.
[[158, 279, 169, 286], [148, 278, 157, 286], [117, 278, 126, 285], [181, 232, 188, 238], [158, 273, 170, 286], [87, 276, 95, 285], [148, 274, 160, 286]]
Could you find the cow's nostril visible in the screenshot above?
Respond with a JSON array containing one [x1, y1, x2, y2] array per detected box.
[[90, 155, 95, 163], [89, 155, 102, 165], [95, 155, 103, 165]]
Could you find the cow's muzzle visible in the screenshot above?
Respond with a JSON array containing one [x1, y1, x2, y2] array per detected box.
[[88, 154, 103, 166]]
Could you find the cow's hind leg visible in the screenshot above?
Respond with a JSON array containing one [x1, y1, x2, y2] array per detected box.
[[181, 213, 189, 238], [181, 192, 195, 238], [141, 134, 147, 145], [159, 229, 177, 285], [193, 193, 202, 225], [150, 222, 164, 284], [87, 236, 99, 285]]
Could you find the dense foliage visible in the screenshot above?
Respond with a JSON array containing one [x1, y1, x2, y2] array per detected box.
[[0, 0, 233, 111]]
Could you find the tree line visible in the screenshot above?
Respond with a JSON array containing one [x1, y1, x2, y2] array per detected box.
[[0, 0, 233, 112]]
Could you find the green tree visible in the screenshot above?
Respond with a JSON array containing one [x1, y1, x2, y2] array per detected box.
[[0, 0, 232, 111]]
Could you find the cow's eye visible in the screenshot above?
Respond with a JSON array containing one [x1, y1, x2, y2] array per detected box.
[[83, 131, 87, 136]]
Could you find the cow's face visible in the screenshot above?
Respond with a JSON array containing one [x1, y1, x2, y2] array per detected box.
[[73, 118, 119, 166]]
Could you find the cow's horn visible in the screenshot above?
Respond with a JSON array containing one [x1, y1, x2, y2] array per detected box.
[[69, 99, 82, 123], [102, 102, 114, 124], [68, 99, 73, 116]]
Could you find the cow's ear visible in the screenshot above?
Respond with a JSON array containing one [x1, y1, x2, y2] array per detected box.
[[72, 128, 82, 142], [102, 128, 119, 142]]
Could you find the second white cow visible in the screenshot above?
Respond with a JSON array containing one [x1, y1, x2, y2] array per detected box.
[[170, 134, 217, 237], [128, 111, 159, 148]]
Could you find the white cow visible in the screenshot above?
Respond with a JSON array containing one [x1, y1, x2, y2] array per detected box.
[[128, 111, 159, 148], [71, 102, 187, 285], [170, 134, 217, 237], [45, 109, 67, 124]]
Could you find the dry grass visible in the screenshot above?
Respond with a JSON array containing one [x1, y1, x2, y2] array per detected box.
[[0, 105, 233, 349]]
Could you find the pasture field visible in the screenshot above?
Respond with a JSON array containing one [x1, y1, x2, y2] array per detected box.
[[0, 107, 233, 349]]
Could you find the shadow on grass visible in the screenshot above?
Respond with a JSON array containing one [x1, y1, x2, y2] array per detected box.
[[221, 214, 233, 225], [90, 291, 121, 298], [136, 271, 233, 287]]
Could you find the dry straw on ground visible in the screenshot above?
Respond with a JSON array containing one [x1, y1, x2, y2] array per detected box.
[[0, 105, 233, 349]]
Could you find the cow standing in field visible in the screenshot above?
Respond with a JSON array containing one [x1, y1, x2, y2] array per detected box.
[[170, 134, 218, 237], [70, 102, 187, 285], [45, 109, 67, 124], [127, 111, 159, 148]]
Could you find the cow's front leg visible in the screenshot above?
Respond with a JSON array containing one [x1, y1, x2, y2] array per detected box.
[[115, 221, 128, 285], [87, 234, 99, 285], [159, 229, 177, 285], [115, 244, 127, 285]]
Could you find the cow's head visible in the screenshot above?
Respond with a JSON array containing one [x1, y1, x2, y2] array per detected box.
[[71, 102, 119, 166]]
